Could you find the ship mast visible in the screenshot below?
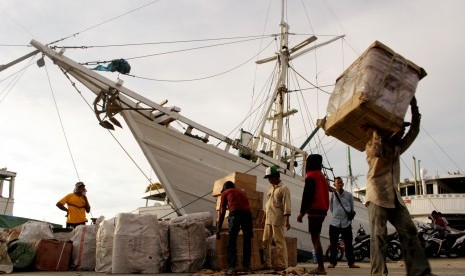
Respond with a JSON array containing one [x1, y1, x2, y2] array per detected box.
[[272, 0, 290, 161], [255, 0, 343, 169], [256, 0, 292, 162]]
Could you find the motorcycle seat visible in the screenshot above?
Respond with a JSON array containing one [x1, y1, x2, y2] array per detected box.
[[355, 234, 370, 243]]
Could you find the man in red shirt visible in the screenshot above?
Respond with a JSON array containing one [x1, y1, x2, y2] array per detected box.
[[216, 181, 253, 275], [297, 154, 329, 275], [431, 211, 447, 239]]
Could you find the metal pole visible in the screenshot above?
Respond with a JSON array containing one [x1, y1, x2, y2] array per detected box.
[[0, 50, 39, 72], [418, 159, 422, 195], [300, 125, 321, 150], [413, 156, 418, 195]]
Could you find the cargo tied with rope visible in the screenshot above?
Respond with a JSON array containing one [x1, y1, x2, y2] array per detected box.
[[318, 40, 427, 151]]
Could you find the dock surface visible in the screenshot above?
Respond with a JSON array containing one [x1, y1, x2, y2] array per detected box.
[[7, 258, 465, 275]]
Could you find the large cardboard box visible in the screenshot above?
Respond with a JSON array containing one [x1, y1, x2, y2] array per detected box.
[[216, 190, 264, 230], [286, 237, 298, 267], [216, 229, 264, 270], [319, 41, 426, 151], [212, 172, 257, 197], [270, 236, 298, 267], [215, 190, 263, 211]]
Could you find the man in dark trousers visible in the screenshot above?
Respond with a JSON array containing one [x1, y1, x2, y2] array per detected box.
[[362, 96, 433, 276], [297, 154, 329, 275], [216, 181, 253, 275], [328, 176, 359, 269]]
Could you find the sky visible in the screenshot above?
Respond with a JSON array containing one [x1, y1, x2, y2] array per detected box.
[[1, 0, 464, 226]]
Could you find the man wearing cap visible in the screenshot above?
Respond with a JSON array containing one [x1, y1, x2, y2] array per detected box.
[[56, 182, 91, 228], [361, 96, 433, 276], [297, 154, 329, 275], [262, 166, 291, 271], [216, 181, 253, 275]]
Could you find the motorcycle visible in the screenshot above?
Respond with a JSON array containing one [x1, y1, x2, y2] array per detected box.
[[420, 224, 465, 258], [325, 235, 345, 261], [447, 231, 465, 258], [386, 231, 403, 261], [353, 225, 370, 261], [417, 224, 435, 249], [353, 225, 403, 261]]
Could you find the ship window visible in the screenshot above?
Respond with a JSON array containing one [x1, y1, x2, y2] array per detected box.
[[438, 186, 449, 194], [407, 185, 416, 196], [426, 184, 433, 194]]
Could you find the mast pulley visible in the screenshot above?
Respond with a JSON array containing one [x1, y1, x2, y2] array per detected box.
[[93, 89, 124, 130]]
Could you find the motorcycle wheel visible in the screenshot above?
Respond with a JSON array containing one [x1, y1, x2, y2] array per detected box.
[[424, 244, 439, 258], [354, 249, 365, 262], [447, 244, 462, 258], [387, 241, 403, 261], [325, 246, 343, 261]]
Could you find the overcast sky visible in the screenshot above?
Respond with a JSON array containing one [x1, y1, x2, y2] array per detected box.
[[1, 0, 464, 226]]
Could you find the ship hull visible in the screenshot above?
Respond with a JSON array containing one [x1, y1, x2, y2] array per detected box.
[[122, 110, 369, 252]]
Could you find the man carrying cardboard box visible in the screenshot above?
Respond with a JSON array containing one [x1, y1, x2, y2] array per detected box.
[[362, 96, 434, 276], [216, 181, 253, 275]]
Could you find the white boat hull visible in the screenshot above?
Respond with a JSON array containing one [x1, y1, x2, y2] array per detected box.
[[27, 39, 370, 253], [122, 110, 370, 252]]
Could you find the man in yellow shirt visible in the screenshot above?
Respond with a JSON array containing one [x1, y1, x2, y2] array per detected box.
[[56, 182, 91, 228]]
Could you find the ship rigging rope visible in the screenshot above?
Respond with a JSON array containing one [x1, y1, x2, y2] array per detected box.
[[46, 0, 164, 46], [421, 126, 463, 173], [104, 37, 276, 83], [44, 62, 81, 181], [54, 34, 274, 50], [56, 66, 172, 207], [217, 62, 277, 146], [159, 162, 263, 219], [288, 66, 332, 95], [79, 36, 273, 65], [0, 57, 37, 105], [58, 70, 151, 180]]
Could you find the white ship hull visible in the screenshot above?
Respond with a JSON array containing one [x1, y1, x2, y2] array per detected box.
[[123, 109, 370, 252], [27, 7, 372, 250]]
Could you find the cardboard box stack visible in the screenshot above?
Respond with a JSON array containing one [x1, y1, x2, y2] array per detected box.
[[318, 40, 427, 151], [271, 237, 297, 267], [213, 172, 263, 230], [213, 172, 264, 270], [215, 228, 264, 270]]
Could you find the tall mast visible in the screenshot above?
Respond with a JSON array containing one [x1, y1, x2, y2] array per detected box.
[[256, 0, 342, 167], [271, 0, 290, 161]]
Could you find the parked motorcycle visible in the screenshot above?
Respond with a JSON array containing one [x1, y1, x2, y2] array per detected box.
[[418, 224, 465, 258], [386, 231, 403, 261], [325, 235, 345, 261], [417, 224, 435, 249], [353, 225, 370, 261], [353, 225, 403, 261], [447, 231, 465, 258]]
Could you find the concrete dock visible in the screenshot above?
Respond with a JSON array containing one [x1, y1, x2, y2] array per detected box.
[[6, 258, 465, 275]]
